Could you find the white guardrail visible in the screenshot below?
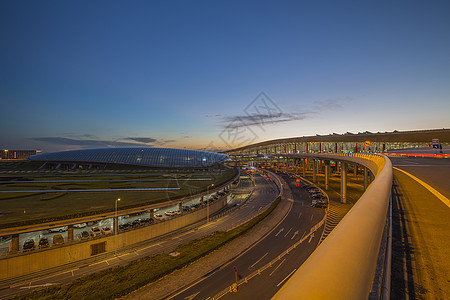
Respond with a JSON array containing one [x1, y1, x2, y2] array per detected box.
[[271, 153, 393, 300]]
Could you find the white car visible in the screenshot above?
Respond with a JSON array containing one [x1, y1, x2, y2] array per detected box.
[[73, 223, 87, 229]]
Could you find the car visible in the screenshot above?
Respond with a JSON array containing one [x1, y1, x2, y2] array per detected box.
[[131, 219, 142, 227], [312, 199, 327, 208], [101, 227, 112, 235], [141, 217, 154, 224], [23, 239, 35, 251], [80, 231, 90, 239], [53, 234, 64, 246], [311, 193, 324, 199], [154, 214, 164, 220], [165, 211, 175, 216], [90, 227, 102, 237], [73, 223, 87, 229], [172, 210, 181, 215], [48, 226, 68, 233], [38, 237, 50, 249]]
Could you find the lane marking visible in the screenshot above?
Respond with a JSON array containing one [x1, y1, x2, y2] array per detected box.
[[291, 230, 299, 240], [298, 212, 302, 219], [269, 259, 286, 276], [284, 228, 292, 237], [300, 231, 306, 240], [310, 214, 314, 221], [250, 252, 269, 268], [277, 268, 297, 287], [394, 167, 450, 208], [184, 291, 200, 300], [308, 233, 315, 243], [275, 228, 284, 237]]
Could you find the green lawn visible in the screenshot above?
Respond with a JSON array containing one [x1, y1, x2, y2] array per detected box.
[[0, 164, 237, 228]]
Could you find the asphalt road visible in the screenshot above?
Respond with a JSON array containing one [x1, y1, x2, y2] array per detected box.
[[0, 174, 279, 299], [389, 157, 450, 299], [170, 172, 325, 300]]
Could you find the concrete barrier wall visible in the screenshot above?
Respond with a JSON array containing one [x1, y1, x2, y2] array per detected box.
[[0, 198, 226, 280]]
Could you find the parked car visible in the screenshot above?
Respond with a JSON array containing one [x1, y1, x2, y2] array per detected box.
[[48, 226, 68, 233], [73, 223, 87, 229], [101, 227, 112, 235], [23, 239, 35, 251], [312, 199, 327, 208], [141, 217, 154, 224], [53, 234, 64, 246], [80, 231, 90, 239], [154, 214, 164, 220], [90, 227, 102, 237], [38, 237, 50, 249]]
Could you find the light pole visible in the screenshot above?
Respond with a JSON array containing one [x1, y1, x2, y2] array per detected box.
[[206, 184, 214, 223], [115, 198, 120, 256]]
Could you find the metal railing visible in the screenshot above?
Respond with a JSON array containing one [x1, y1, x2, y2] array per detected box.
[[272, 154, 392, 299]]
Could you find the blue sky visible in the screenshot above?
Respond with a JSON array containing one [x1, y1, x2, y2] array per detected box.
[[1, 0, 449, 152]]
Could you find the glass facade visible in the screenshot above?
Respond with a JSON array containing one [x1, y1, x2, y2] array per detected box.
[[28, 148, 227, 168]]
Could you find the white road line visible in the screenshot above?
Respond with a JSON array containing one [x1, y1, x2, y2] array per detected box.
[[291, 230, 299, 240], [300, 231, 306, 240], [269, 259, 286, 276], [250, 252, 269, 268], [298, 212, 302, 219], [136, 243, 161, 252], [284, 228, 292, 237], [310, 214, 314, 221], [277, 268, 297, 287], [308, 233, 315, 243]]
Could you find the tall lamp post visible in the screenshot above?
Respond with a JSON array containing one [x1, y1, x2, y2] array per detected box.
[[115, 198, 120, 256], [206, 184, 214, 223]]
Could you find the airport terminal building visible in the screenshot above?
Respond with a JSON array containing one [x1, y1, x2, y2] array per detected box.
[[28, 147, 228, 170]]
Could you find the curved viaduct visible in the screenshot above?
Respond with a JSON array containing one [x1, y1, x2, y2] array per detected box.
[[225, 128, 450, 299]]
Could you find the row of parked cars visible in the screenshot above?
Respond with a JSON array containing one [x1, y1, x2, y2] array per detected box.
[[119, 218, 154, 231], [23, 233, 65, 252], [304, 185, 328, 208]]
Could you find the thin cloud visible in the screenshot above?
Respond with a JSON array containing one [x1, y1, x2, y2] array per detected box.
[[221, 96, 354, 130], [125, 137, 157, 143], [31, 137, 152, 148]]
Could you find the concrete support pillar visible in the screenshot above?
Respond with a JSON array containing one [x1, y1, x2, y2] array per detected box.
[[341, 162, 348, 203], [302, 159, 306, 178], [150, 209, 154, 219], [312, 159, 317, 183], [355, 165, 359, 176], [325, 161, 330, 190], [10, 234, 19, 253], [68, 225, 74, 241], [179, 202, 183, 212], [364, 167, 369, 190]]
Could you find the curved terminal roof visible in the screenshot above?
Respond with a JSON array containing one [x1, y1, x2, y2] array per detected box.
[[28, 147, 227, 168]]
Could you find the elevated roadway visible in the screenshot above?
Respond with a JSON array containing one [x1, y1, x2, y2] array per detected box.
[[390, 157, 450, 299]]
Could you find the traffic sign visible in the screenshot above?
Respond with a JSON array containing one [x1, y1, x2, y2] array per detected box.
[[364, 141, 371, 148], [432, 138, 439, 149]]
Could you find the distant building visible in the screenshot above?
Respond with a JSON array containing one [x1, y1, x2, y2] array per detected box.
[[0, 150, 38, 160]]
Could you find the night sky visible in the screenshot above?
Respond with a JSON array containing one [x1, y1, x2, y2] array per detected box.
[[1, 1, 449, 152]]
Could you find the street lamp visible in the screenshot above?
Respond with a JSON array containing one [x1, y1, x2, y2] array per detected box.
[[206, 184, 214, 223], [115, 198, 120, 256]]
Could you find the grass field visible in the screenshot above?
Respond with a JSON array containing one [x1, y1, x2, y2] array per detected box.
[[12, 196, 281, 300], [0, 162, 237, 228]]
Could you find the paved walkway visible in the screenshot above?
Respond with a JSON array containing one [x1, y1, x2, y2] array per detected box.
[[124, 184, 292, 300]]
